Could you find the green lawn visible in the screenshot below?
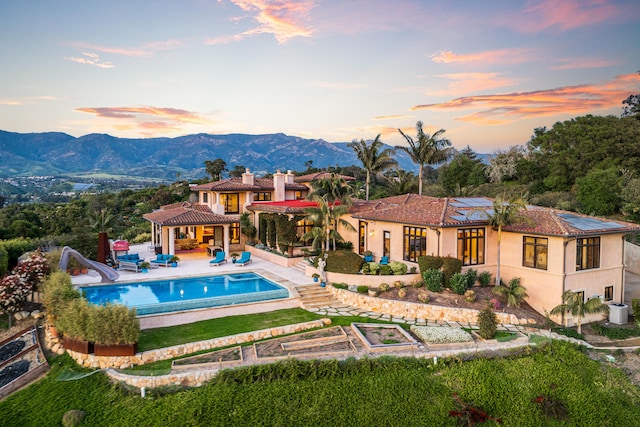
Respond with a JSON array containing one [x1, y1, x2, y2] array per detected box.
[[1, 342, 639, 426]]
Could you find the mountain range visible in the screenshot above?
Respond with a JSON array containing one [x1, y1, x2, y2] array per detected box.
[[0, 130, 419, 179]]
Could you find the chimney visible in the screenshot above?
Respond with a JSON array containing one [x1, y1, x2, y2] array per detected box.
[[273, 170, 285, 201], [242, 168, 254, 186], [286, 170, 295, 184]]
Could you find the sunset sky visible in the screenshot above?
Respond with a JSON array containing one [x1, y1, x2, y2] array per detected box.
[[1, 0, 639, 153]]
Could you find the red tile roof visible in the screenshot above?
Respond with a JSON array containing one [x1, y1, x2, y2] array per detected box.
[[143, 203, 238, 226], [247, 199, 321, 214], [294, 172, 356, 182], [352, 195, 640, 236], [192, 177, 307, 192]]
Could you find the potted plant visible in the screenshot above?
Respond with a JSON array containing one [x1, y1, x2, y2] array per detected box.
[[139, 261, 150, 273], [169, 255, 180, 267], [363, 250, 373, 263], [312, 273, 320, 282], [230, 253, 240, 263], [91, 304, 140, 356], [42, 271, 81, 338], [57, 299, 94, 354]]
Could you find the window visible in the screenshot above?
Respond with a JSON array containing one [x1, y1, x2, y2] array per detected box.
[[575, 290, 585, 303], [254, 192, 271, 201], [219, 193, 239, 214], [576, 237, 600, 270], [230, 222, 240, 244], [383, 231, 390, 258], [202, 192, 208, 203], [359, 221, 366, 254], [457, 228, 485, 266], [295, 190, 303, 200], [296, 219, 313, 239], [604, 285, 613, 301], [523, 236, 548, 270], [403, 226, 426, 262]]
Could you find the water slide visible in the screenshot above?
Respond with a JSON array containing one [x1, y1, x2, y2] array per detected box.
[[59, 246, 119, 283]]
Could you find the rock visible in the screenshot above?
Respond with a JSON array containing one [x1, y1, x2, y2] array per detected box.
[[31, 310, 45, 319], [14, 311, 30, 321]]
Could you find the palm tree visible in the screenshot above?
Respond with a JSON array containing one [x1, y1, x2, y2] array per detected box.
[[493, 277, 528, 308], [307, 173, 353, 205], [476, 193, 529, 288], [347, 135, 397, 200], [550, 291, 609, 334], [303, 194, 355, 251], [384, 169, 418, 196], [396, 121, 453, 195]]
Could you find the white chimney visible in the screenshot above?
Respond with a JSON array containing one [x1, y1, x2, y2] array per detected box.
[[242, 168, 254, 186], [286, 170, 294, 184], [273, 170, 285, 201]]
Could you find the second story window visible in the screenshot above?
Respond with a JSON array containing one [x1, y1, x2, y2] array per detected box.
[[254, 192, 271, 201], [219, 193, 239, 214], [576, 237, 600, 271], [202, 192, 208, 204], [523, 236, 548, 270]]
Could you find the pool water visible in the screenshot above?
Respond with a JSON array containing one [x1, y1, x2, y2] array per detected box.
[[80, 272, 289, 315]]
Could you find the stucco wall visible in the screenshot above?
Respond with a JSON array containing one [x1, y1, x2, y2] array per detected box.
[[625, 241, 640, 275]]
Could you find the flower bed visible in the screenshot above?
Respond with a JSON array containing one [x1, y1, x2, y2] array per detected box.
[[410, 325, 473, 344]]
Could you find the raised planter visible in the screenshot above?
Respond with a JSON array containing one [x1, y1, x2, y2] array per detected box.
[[94, 343, 138, 357], [63, 336, 93, 354]]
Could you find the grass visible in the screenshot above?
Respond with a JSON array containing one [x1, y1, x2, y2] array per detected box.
[[590, 322, 640, 340], [1, 342, 639, 426], [137, 308, 319, 352]]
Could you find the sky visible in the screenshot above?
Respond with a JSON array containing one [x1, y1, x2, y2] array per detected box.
[[1, 0, 639, 154]]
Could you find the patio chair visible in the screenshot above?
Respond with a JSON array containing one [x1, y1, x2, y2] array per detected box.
[[379, 256, 389, 265], [235, 251, 252, 266], [209, 251, 227, 266]]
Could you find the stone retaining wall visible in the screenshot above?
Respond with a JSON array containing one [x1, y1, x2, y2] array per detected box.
[[308, 269, 421, 288], [246, 246, 302, 267], [328, 286, 536, 325], [61, 319, 331, 370]]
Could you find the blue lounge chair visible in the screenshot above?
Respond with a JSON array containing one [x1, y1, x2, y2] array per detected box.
[[150, 254, 173, 267], [380, 256, 389, 265], [209, 251, 227, 266], [235, 251, 252, 266]]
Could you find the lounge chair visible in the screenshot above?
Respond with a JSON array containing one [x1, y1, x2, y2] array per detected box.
[[150, 254, 173, 267], [209, 251, 227, 266], [235, 251, 252, 266], [379, 256, 389, 265]]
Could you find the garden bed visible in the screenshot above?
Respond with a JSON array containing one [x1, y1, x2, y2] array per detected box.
[[253, 326, 356, 360], [351, 323, 418, 352], [172, 346, 243, 370]]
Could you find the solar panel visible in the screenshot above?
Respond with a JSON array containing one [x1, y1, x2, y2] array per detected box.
[[451, 209, 492, 222], [557, 213, 622, 231], [451, 197, 494, 208]]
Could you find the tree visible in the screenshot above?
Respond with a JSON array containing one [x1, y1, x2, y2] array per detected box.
[[303, 194, 355, 251], [397, 121, 453, 195], [87, 208, 116, 233], [307, 173, 353, 204], [438, 151, 486, 194], [228, 165, 246, 178], [239, 212, 257, 244], [205, 158, 227, 181], [622, 93, 640, 118], [575, 167, 622, 215], [0, 274, 30, 328], [347, 135, 397, 200], [384, 169, 418, 196], [493, 277, 528, 308], [476, 194, 529, 288], [485, 146, 525, 184], [550, 291, 609, 334]]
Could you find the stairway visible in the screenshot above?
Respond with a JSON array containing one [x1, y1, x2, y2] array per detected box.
[[296, 285, 345, 309], [292, 260, 307, 274]]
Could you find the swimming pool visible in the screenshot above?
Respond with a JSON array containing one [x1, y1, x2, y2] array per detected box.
[[80, 272, 289, 315]]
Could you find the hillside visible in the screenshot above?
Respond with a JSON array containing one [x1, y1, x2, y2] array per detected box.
[[0, 130, 417, 179]]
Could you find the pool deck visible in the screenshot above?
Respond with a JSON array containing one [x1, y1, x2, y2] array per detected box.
[[71, 243, 316, 329]]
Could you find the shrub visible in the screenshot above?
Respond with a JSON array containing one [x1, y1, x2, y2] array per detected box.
[[410, 325, 473, 344], [378, 283, 390, 292], [131, 232, 152, 244], [0, 245, 7, 277], [493, 277, 528, 308], [423, 269, 443, 292], [379, 265, 392, 275], [393, 280, 404, 288], [45, 248, 62, 273], [441, 256, 463, 287], [450, 273, 467, 295], [417, 255, 443, 273], [477, 304, 498, 339], [632, 298, 640, 320], [389, 261, 407, 275], [412, 279, 424, 288], [62, 409, 86, 427], [368, 262, 380, 275], [332, 283, 348, 290], [89, 304, 140, 345], [478, 271, 492, 287], [361, 263, 371, 275], [324, 250, 364, 274], [57, 298, 92, 340], [417, 290, 430, 303], [464, 289, 476, 302], [42, 271, 81, 322], [397, 288, 407, 299], [357, 285, 369, 294], [463, 268, 478, 288], [490, 297, 502, 311], [0, 238, 37, 271]]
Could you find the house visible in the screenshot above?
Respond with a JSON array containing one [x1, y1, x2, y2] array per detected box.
[[340, 194, 640, 321], [143, 169, 309, 255]]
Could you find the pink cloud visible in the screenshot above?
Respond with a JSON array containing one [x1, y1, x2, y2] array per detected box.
[[430, 73, 519, 96], [430, 48, 534, 64], [224, 0, 316, 43], [373, 115, 413, 121], [411, 73, 640, 124], [551, 57, 621, 70], [499, 0, 620, 33], [75, 106, 212, 134], [64, 52, 114, 68]]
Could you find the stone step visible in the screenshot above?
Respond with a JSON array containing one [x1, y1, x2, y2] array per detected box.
[[295, 285, 343, 309]]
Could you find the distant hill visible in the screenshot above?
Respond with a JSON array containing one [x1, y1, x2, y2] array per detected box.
[[0, 130, 419, 179]]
